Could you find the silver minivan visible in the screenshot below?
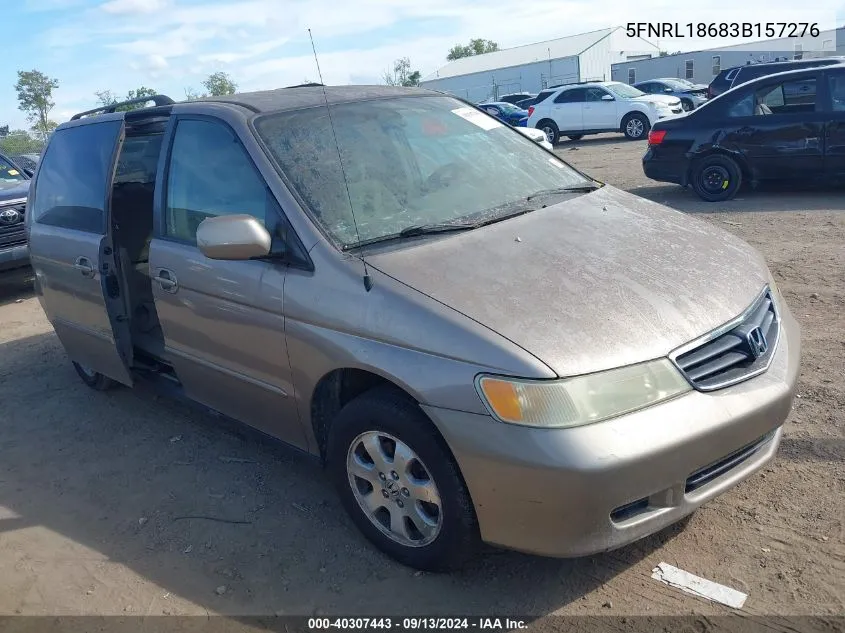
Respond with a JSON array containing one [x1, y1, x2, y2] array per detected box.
[[25, 86, 800, 571]]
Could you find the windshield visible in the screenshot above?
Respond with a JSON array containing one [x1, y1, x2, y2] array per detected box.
[[605, 83, 646, 98], [0, 156, 27, 183], [661, 79, 692, 91], [496, 103, 525, 115], [255, 96, 590, 248]]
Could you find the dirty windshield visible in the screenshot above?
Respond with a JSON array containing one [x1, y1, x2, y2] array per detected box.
[[0, 156, 27, 184], [254, 96, 590, 247]]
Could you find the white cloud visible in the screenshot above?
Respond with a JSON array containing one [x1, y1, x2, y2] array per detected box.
[[100, 0, 169, 14]]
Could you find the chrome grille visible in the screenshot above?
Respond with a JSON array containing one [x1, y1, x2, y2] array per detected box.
[[0, 201, 27, 248], [671, 288, 779, 391]]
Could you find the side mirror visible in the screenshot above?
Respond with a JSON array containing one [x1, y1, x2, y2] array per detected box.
[[601, 94, 614, 101], [196, 214, 271, 260], [24, 168, 34, 178]]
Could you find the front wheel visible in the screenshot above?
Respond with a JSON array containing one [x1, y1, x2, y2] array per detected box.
[[327, 386, 480, 571], [622, 112, 650, 140], [72, 361, 117, 391], [690, 154, 742, 202]]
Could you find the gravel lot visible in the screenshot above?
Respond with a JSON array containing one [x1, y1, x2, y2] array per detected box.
[[0, 135, 842, 625]]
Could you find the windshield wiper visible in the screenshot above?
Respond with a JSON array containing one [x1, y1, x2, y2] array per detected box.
[[398, 222, 477, 237], [526, 183, 602, 201]]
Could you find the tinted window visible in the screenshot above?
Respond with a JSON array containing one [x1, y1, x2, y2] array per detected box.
[[534, 90, 556, 104], [727, 79, 817, 117], [554, 88, 586, 103], [637, 82, 655, 93], [114, 134, 162, 184], [0, 155, 27, 183], [254, 96, 590, 248], [165, 119, 271, 244], [829, 73, 845, 111], [32, 121, 121, 233]]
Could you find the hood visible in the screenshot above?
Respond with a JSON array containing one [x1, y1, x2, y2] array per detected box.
[[364, 186, 769, 378], [0, 180, 30, 202], [632, 94, 680, 106]]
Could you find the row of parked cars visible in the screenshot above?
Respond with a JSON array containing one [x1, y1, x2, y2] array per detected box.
[[491, 56, 845, 200], [0, 152, 35, 273]]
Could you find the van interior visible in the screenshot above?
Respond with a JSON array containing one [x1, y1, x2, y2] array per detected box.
[[108, 115, 170, 373]]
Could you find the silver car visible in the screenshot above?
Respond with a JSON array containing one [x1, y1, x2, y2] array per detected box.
[[25, 86, 800, 571]]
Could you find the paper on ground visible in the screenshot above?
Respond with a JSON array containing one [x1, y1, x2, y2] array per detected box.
[[651, 562, 748, 609]]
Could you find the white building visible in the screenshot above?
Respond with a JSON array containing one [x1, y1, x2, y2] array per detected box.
[[611, 27, 845, 86], [420, 27, 659, 103]]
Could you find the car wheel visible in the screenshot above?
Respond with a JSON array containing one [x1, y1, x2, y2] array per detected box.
[[690, 154, 743, 202], [536, 120, 559, 145], [681, 99, 694, 112], [567, 134, 583, 141], [622, 113, 649, 140], [327, 386, 480, 572], [72, 361, 117, 391]]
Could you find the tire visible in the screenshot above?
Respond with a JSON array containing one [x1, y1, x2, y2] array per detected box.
[[690, 154, 743, 202], [680, 99, 694, 112], [72, 361, 117, 391], [622, 112, 650, 140], [536, 120, 559, 145], [567, 134, 583, 141], [327, 386, 480, 571]]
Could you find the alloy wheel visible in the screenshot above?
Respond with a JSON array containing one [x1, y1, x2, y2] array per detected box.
[[346, 431, 443, 548]]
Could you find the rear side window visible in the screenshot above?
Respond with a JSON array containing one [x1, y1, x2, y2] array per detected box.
[[32, 121, 121, 234], [554, 88, 586, 104]]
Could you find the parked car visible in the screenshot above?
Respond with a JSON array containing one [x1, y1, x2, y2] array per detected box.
[[707, 57, 845, 99], [514, 125, 554, 150], [643, 65, 845, 201], [528, 81, 683, 143], [26, 86, 800, 572], [634, 78, 708, 111], [477, 101, 529, 126], [497, 92, 534, 105], [0, 152, 31, 273], [10, 153, 40, 172]]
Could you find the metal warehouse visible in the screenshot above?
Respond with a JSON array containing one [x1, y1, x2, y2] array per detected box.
[[420, 27, 659, 103], [611, 27, 845, 85]]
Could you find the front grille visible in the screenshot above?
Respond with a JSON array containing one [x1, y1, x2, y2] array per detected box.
[[672, 288, 779, 391], [685, 431, 774, 493], [0, 201, 27, 248]]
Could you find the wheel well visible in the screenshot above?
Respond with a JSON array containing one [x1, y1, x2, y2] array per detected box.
[[535, 118, 557, 129], [311, 369, 414, 460]]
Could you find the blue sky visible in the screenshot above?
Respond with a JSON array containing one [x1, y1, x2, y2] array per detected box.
[[3, 0, 844, 130]]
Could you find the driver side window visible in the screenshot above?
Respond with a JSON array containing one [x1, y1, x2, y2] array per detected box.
[[165, 119, 273, 245]]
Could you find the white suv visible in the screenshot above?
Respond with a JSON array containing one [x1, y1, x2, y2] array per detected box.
[[527, 81, 683, 143]]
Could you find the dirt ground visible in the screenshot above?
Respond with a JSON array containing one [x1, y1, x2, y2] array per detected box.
[[0, 135, 842, 625]]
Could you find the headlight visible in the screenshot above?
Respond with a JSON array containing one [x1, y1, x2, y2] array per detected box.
[[476, 359, 691, 429]]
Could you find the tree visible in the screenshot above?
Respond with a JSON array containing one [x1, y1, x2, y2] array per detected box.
[[14, 70, 59, 141], [446, 38, 499, 61], [0, 129, 43, 155], [382, 57, 421, 87], [184, 87, 203, 101], [202, 71, 237, 96], [94, 87, 158, 111]]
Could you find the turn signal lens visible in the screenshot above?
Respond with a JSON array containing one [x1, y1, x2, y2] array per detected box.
[[476, 359, 691, 429]]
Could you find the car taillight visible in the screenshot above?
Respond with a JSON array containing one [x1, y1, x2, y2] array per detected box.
[[648, 129, 667, 145], [528, 106, 535, 118]]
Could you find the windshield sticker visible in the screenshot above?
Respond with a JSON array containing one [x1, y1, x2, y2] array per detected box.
[[7, 169, 19, 176], [451, 107, 502, 131], [548, 158, 566, 169]]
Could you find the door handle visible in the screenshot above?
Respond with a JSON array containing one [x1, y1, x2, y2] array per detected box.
[[73, 257, 95, 277], [806, 137, 820, 148], [153, 268, 178, 293]]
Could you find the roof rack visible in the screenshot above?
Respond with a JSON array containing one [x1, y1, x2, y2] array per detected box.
[[70, 95, 175, 121]]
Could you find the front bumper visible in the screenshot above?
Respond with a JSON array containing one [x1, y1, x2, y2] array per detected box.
[[423, 301, 800, 558], [0, 243, 29, 272]]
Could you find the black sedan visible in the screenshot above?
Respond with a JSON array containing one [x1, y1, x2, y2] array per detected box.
[[643, 65, 845, 201]]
